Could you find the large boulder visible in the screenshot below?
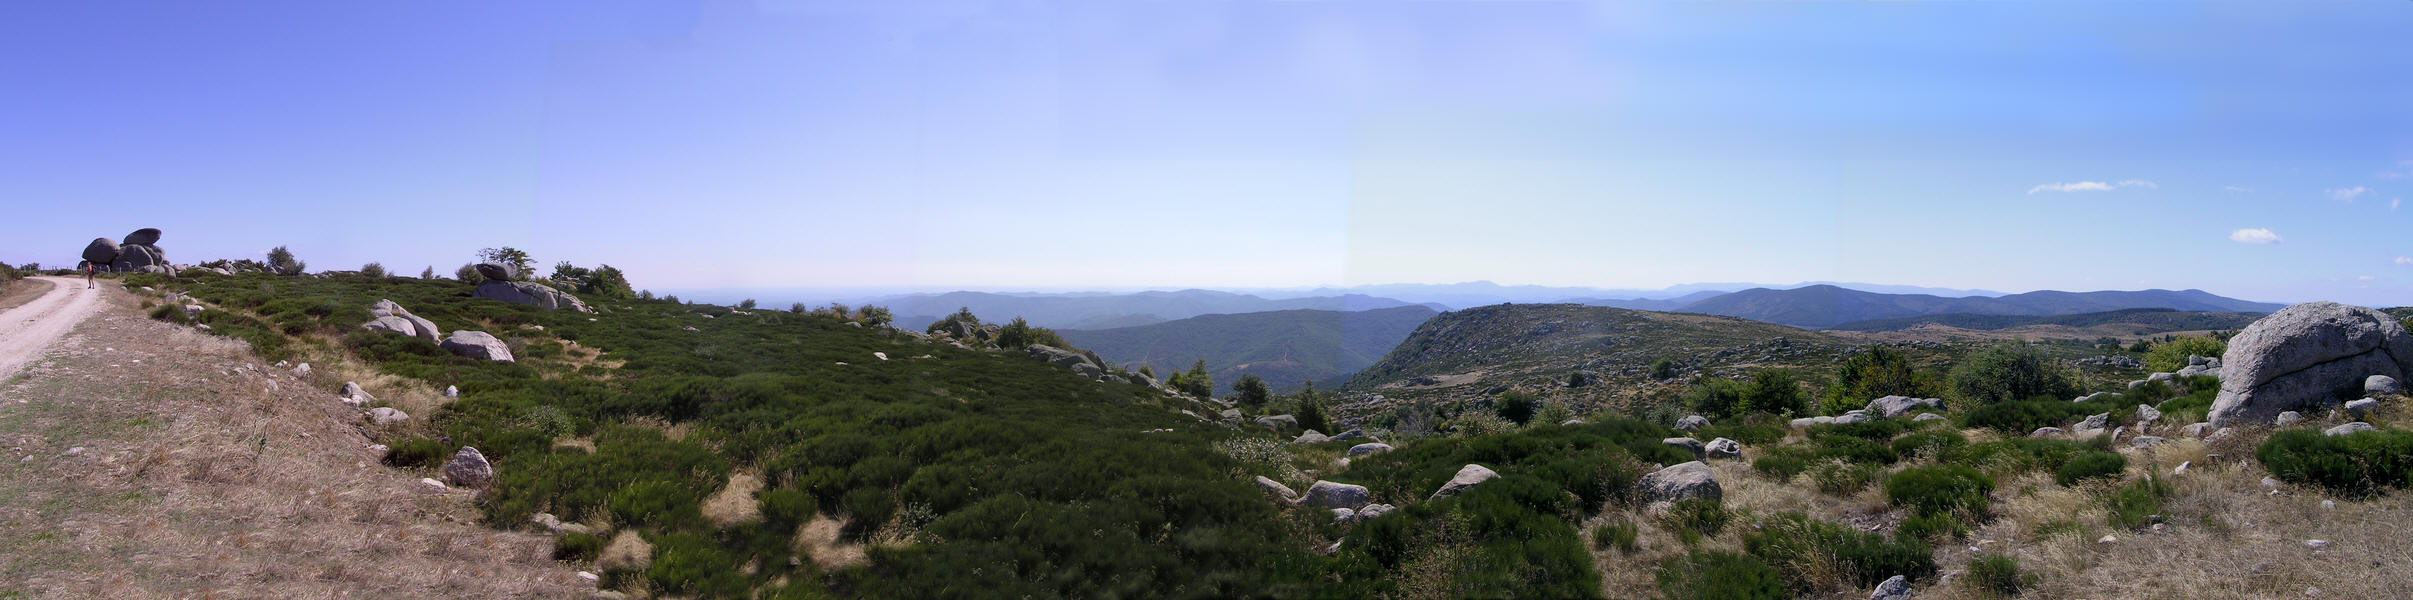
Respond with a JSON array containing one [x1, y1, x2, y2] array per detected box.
[[367, 299, 441, 343], [1347, 443, 1393, 457], [1025, 344, 1106, 380], [474, 261, 517, 282], [1638, 461, 1721, 504], [440, 330, 515, 362], [1297, 481, 1373, 509], [2209, 302, 2413, 427], [1254, 476, 1300, 504], [473, 280, 591, 313], [1865, 395, 1943, 418], [1427, 464, 1499, 501], [1662, 437, 1706, 460], [1673, 415, 1709, 431], [443, 446, 493, 487], [111, 243, 165, 272], [362, 316, 421, 338], [80, 238, 120, 265], [122, 228, 162, 247], [1705, 437, 1742, 459]]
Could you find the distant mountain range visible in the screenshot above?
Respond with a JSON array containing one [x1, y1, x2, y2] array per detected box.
[[1676, 285, 2285, 329], [1825, 308, 2267, 333], [877, 289, 1445, 330], [1057, 306, 1440, 392]]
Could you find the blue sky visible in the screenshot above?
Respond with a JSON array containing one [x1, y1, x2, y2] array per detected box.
[[3, 1, 2408, 305]]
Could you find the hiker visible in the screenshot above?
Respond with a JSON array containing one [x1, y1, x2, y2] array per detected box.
[[85, 262, 95, 289]]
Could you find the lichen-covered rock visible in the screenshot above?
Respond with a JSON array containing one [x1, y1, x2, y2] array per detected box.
[[1346, 443, 1393, 457], [443, 446, 493, 487], [1865, 395, 1942, 418], [2370, 375, 2404, 397], [1255, 415, 1298, 430], [1297, 481, 1373, 509], [1253, 476, 1299, 504], [2210, 302, 2413, 427], [2345, 398, 2380, 418], [1705, 437, 1742, 459], [473, 280, 591, 313], [1673, 415, 1709, 431], [440, 330, 515, 362], [474, 261, 517, 282], [2325, 422, 2377, 437]]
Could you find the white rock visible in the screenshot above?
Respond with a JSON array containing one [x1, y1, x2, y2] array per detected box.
[[873, 352, 888, 361], [2305, 540, 2330, 550]]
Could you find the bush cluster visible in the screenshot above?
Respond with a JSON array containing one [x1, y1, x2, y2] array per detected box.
[[1657, 550, 1788, 600], [1744, 512, 1935, 591], [1884, 465, 1994, 518], [1947, 344, 2075, 405], [2257, 428, 2413, 497], [2053, 451, 2126, 486]]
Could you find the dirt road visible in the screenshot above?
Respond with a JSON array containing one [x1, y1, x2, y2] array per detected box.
[[0, 277, 102, 381]]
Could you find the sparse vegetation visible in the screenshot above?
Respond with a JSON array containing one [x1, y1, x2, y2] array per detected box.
[[1964, 553, 2032, 598], [1656, 550, 1788, 600], [1885, 464, 1994, 518], [1745, 511, 1935, 591], [1948, 343, 2076, 405], [2143, 334, 2225, 373]]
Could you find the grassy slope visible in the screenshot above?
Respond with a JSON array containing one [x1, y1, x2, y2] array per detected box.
[[1058, 306, 1438, 392]]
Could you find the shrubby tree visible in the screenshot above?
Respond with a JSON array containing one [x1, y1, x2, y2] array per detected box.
[[1495, 391, 1538, 425], [1291, 382, 1330, 433], [1948, 343, 2076, 404], [1822, 346, 1933, 414], [739, 298, 758, 310], [1168, 360, 1214, 398], [360, 262, 386, 278], [420, 265, 435, 279], [1231, 374, 1271, 407], [266, 246, 307, 276], [856, 306, 894, 327], [2143, 335, 2224, 373], [476, 247, 533, 280], [1740, 370, 1808, 416], [548, 261, 635, 299], [455, 263, 480, 281], [994, 317, 1068, 349], [1684, 378, 1747, 419], [1650, 359, 1679, 380]]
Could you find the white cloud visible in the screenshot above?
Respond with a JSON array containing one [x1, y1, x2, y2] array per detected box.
[[2329, 186, 2369, 202], [2393, 197, 2402, 211], [2224, 185, 2251, 193], [2360, 275, 2378, 281], [2397, 256, 2413, 266], [2028, 179, 2157, 194], [2228, 228, 2283, 245], [2383, 160, 2413, 179]]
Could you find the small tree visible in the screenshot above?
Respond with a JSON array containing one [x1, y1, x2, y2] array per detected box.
[[790, 302, 808, 314], [360, 262, 386, 278], [476, 247, 533, 280], [266, 246, 306, 276], [1495, 391, 1538, 425], [1296, 387, 1330, 433], [420, 265, 435, 279], [1650, 359, 1679, 380], [1740, 370, 1808, 416], [455, 263, 480, 281], [1822, 346, 1933, 415], [1170, 360, 1215, 398], [739, 298, 758, 310], [857, 306, 894, 327], [1232, 374, 1272, 407], [1948, 343, 2077, 404]]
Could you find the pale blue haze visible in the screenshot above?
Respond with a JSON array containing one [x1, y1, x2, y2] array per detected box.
[[2, 1, 2407, 305]]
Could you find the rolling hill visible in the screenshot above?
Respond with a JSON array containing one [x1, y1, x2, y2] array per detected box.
[[880, 289, 1439, 330], [1676, 285, 2283, 328], [1058, 306, 1439, 391], [1344, 303, 1837, 391], [1826, 308, 2266, 333]]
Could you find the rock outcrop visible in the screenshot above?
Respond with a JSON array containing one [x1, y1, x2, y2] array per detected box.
[[1865, 395, 1943, 418], [473, 280, 591, 313], [80, 238, 120, 266], [2209, 302, 2413, 427], [441, 330, 515, 362], [109, 229, 172, 275], [1026, 344, 1108, 380], [1673, 415, 1709, 431], [1297, 481, 1373, 509]]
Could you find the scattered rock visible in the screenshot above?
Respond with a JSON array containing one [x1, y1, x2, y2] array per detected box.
[[1662, 437, 1706, 460], [1790, 416, 1836, 428], [1330, 508, 1356, 523], [2364, 374, 2403, 397], [445, 385, 459, 398], [340, 381, 374, 403], [1347, 443, 1393, 457], [420, 478, 447, 490], [1673, 415, 1709, 431], [2174, 461, 2191, 474], [2098, 534, 2118, 544], [1869, 575, 1913, 600], [1292, 430, 1331, 445], [1253, 476, 1300, 504], [366, 407, 409, 425], [2074, 391, 2116, 403], [2345, 398, 2380, 418], [2130, 436, 2168, 448], [1913, 413, 1945, 422], [1638, 461, 1721, 504], [2135, 404, 2162, 426], [2305, 540, 2330, 550], [474, 261, 518, 281], [2210, 302, 2413, 427], [1024, 344, 1107, 380], [1255, 415, 1299, 430], [292, 362, 312, 376], [2275, 411, 2303, 427], [1705, 437, 1742, 459], [1329, 428, 1369, 442], [2183, 422, 2213, 438], [1428, 464, 1499, 501], [1357, 503, 1395, 520], [2204, 427, 2237, 444], [531, 513, 593, 535], [444, 446, 493, 487], [1834, 410, 1871, 425], [2324, 422, 2376, 437], [1298, 481, 1373, 509], [2075, 412, 2110, 433], [2029, 427, 2067, 438], [440, 331, 515, 362]]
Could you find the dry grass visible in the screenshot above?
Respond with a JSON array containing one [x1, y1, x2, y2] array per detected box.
[[0, 287, 591, 598], [795, 515, 866, 570], [0, 277, 55, 313], [702, 470, 764, 527]]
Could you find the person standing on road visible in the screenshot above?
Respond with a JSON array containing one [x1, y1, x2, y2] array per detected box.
[[85, 262, 95, 289]]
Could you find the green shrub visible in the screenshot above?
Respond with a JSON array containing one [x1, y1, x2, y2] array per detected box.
[[1594, 519, 1639, 553], [1657, 550, 1789, 600], [645, 532, 750, 598], [1753, 447, 1814, 481], [2054, 451, 2127, 486], [147, 303, 187, 324], [554, 531, 605, 561], [610, 480, 708, 532], [1948, 344, 2076, 405], [1745, 512, 1935, 591], [1963, 553, 2031, 598], [1885, 465, 1993, 518], [1891, 429, 1968, 462], [1960, 438, 2096, 475], [1962, 400, 2095, 434], [1822, 346, 1936, 415], [1811, 434, 1899, 465], [1685, 377, 1748, 420], [758, 487, 817, 529], [1697, 422, 1785, 446], [266, 245, 307, 276], [1663, 498, 1729, 544], [1810, 461, 1885, 496], [1495, 390, 1537, 425], [382, 438, 450, 469], [360, 262, 387, 278], [1806, 418, 1911, 441], [2256, 428, 2413, 497], [2144, 335, 2224, 373], [1898, 512, 1966, 543], [2107, 476, 2171, 529], [1650, 359, 1678, 380], [1741, 370, 1810, 416]]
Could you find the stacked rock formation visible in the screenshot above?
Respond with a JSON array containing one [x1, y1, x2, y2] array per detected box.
[[77, 228, 176, 275], [470, 262, 592, 313]]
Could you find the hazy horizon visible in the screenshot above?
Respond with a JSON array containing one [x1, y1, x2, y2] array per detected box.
[[4, 2, 2409, 306]]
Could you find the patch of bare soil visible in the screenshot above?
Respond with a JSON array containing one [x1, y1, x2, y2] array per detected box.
[[0, 277, 54, 314], [0, 286, 592, 598]]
